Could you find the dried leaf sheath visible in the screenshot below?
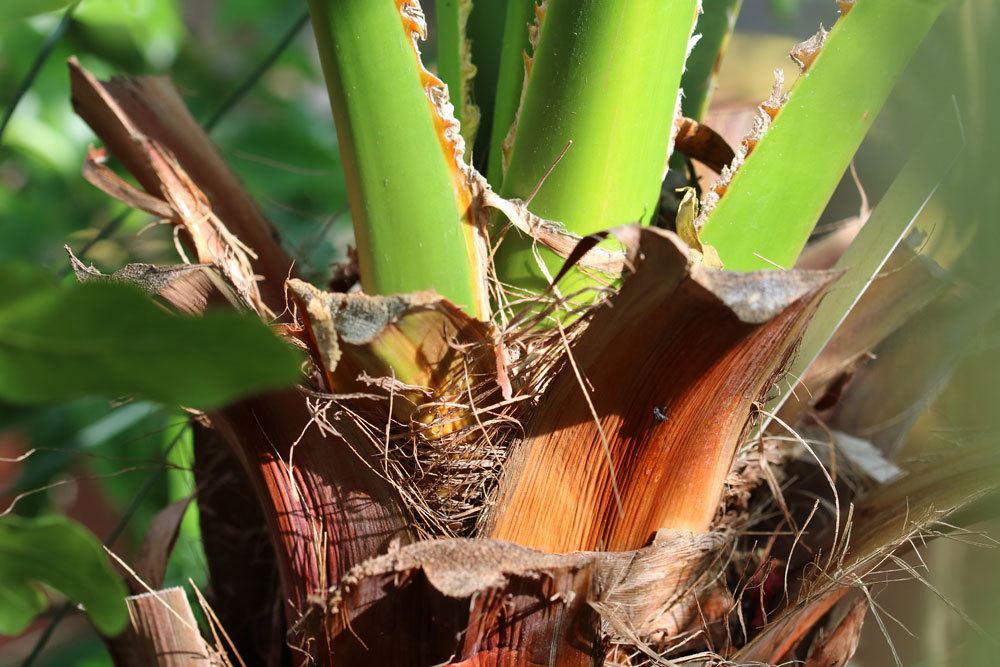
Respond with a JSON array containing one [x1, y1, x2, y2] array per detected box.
[[287, 280, 493, 402], [325, 539, 601, 666], [486, 229, 837, 552], [287, 280, 510, 536]]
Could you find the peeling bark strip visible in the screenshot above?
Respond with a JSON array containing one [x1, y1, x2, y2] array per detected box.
[[68, 59, 295, 315], [80, 139, 268, 316], [320, 532, 727, 665], [487, 228, 836, 552]]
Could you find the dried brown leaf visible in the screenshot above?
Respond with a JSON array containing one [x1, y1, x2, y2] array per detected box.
[[804, 597, 868, 667], [673, 117, 737, 174], [66, 247, 239, 315], [736, 444, 1000, 664]]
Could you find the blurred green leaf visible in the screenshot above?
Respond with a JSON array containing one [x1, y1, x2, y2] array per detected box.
[[0, 0, 74, 23], [2, 400, 165, 509], [75, 0, 184, 69], [768, 0, 801, 21], [0, 514, 127, 636], [0, 265, 302, 409], [0, 572, 46, 635], [765, 112, 962, 424]]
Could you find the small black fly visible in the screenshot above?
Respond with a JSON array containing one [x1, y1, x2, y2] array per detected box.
[[653, 406, 669, 423]]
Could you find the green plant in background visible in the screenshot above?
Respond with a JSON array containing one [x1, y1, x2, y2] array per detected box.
[[2, 0, 999, 665], [0, 515, 127, 636]]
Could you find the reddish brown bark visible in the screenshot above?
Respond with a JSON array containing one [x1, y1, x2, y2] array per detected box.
[[208, 391, 412, 659], [193, 426, 286, 667]]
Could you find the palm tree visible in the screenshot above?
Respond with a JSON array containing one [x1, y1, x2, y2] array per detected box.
[[47, 0, 1000, 664]]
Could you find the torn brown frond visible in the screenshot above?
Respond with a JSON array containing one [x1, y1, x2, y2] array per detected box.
[[68, 59, 294, 315], [673, 117, 738, 174], [78, 139, 270, 317]]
